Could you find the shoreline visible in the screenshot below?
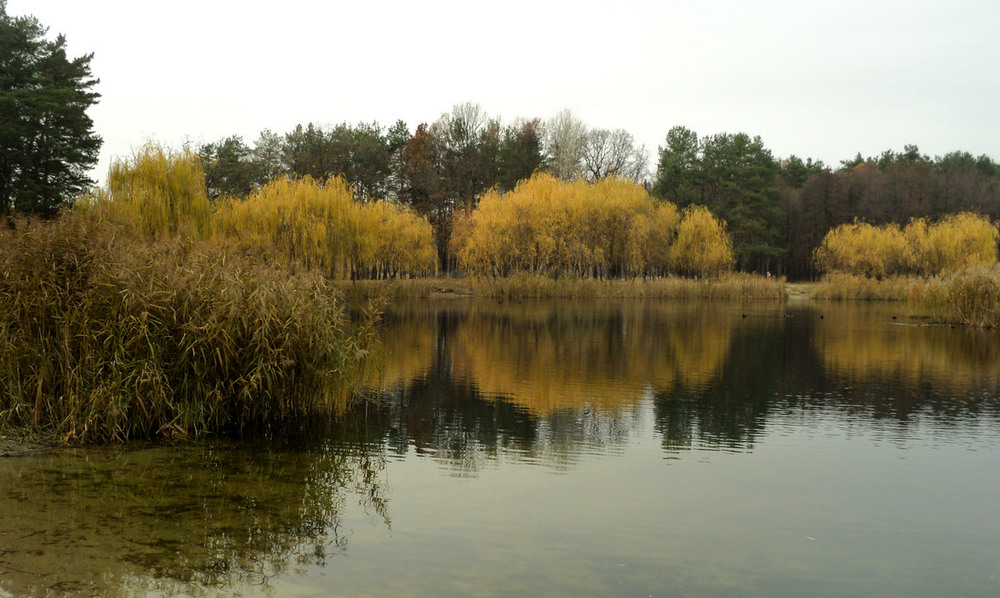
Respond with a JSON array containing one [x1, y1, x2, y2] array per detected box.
[[0, 432, 61, 457]]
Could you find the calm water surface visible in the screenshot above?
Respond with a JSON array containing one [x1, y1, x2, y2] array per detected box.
[[2, 299, 999, 597]]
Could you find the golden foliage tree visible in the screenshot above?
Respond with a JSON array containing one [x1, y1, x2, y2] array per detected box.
[[815, 213, 998, 278], [813, 220, 907, 279], [922, 213, 999, 275], [99, 144, 213, 240], [670, 205, 735, 277], [452, 173, 732, 278], [213, 176, 436, 279]]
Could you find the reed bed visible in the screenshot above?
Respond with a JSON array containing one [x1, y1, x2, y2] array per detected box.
[[0, 212, 379, 443], [917, 265, 1000, 328], [334, 273, 785, 301], [473, 272, 785, 300], [811, 273, 928, 301], [332, 278, 475, 302], [812, 268, 1000, 328]]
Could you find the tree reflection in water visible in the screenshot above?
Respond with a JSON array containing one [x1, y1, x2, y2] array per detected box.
[[5, 299, 999, 596], [371, 300, 736, 473], [374, 299, 1000, 464]]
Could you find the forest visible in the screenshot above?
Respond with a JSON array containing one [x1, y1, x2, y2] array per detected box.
[[185, 105, 1000, 280], [3, 0, 998, 282]]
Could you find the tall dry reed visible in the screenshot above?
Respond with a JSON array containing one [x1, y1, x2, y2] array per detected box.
[[811, 273, 925, 301], [471, 272, 785, 301], [919, 265, 1000, 328], [813, 268, 1000, 328], [329, 273, 784, 301], [0, 212, 379, 442]]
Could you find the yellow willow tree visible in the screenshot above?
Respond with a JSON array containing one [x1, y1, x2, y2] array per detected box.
[[903, 217, 932, 275], [670, 205, 734, 277], [813, 221, 908, 279], [214, 176, 435, 279], [97, 144, 212, 240], [214, 176, 353, 276], [921, 212, 998, 275], [573, 176, 654, 277], [453, 174, 564, 276], [632, 202, 682, 276], [353, 200, 437, 279], [816, 213, 998, 278], [453, 172, 732, 278]]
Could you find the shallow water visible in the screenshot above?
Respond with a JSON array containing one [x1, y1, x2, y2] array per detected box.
[[2, 299, 999, 597]]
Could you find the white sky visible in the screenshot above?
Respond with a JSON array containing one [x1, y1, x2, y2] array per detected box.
[[10, 0, 1000, 183]]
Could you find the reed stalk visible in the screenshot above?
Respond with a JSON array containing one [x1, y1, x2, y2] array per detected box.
[[332, 273, 785, 301], [812, 268, 1000, 328], [0, 211, 379, 443]]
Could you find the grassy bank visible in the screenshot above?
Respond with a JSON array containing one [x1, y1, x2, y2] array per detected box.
[[812, 268, 1000, 328], [0, 213, 380, 443], [811, 273, 927, 301], [918, 265, 1000, 328], [334, 272, 786, 302]]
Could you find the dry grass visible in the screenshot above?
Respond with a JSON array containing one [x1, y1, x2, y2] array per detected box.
[[333, 273, 785, 301], [813, 269, 1000, 328], [917, 265, 1000, 328], [811, 273, 929, 301], [331, 277, 475, 302], [0, 212, 380, 443]]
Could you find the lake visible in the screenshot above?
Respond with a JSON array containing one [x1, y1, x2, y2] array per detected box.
[[2, 298, 999, 597]]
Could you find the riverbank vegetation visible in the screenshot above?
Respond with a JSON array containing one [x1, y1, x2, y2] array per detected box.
[[814, 213, 998, 278], [452, 174, 733, 279], [811, 213, 1000, 327], [0, 210, 382, 442], [334, 272, 785, 302], [0, 149, 393, 443], [468, 272, 784, 301], [812, 270, 1000, 328], [181, 112, 1000, 281]]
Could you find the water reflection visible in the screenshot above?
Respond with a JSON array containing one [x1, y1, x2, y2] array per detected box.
[[813, 302, 1000, 392], [374, 299, 1000, 465], [381, 301, 732, 408], [0, 439, 388, 597], [4, 299, 1000, 597], [372, 301, 737, 472]]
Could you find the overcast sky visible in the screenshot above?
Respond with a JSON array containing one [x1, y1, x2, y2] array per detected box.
[[10, 0, 1000, 183]]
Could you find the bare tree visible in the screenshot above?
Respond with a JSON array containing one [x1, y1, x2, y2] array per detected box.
[[437, 101, 488, 155], [582, 128, 649, 182], [544, 109, 587, 181]]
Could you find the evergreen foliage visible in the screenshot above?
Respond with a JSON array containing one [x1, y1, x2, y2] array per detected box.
[[654, 127, 784, 273], [0, 1, 101, 217]]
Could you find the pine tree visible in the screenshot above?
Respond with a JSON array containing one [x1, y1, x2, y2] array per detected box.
[[0, 1, 101, 217]]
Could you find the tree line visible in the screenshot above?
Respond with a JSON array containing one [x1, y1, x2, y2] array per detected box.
[[782, 148, 1000, 278], [7, 2, 1000, 281], [654, 128, 1000, 279], [195, 104, 650, 270], [197, 116, 1000, 279]]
